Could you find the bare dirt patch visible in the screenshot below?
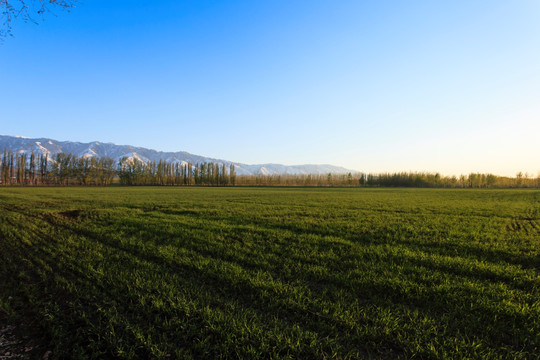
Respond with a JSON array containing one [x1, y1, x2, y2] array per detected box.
[[57, 210, 83, 220], [0, 314, 51, 360]]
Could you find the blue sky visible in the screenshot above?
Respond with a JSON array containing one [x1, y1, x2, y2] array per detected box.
[[1, 0, 539, 176]]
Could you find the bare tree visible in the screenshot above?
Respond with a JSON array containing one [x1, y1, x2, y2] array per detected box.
[[1, 0, 78, 37]]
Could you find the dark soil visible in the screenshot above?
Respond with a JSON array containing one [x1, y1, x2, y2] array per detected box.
[[0, 312, 51, 360]]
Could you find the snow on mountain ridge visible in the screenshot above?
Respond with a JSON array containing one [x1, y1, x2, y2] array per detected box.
[[0, 135, 355, 175]]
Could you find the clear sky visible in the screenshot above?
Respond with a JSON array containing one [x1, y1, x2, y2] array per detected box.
[[1, 0, 539, 176]]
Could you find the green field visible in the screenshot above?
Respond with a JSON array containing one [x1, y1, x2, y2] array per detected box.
[[1, 187, 539, 359]]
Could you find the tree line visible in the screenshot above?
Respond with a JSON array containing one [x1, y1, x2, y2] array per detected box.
[[118, 157, 236, 186], [228, 171, 540, 188], [1, 150, 115, 186], [1, 149, 539, 188], [0, 150, 236, 186]]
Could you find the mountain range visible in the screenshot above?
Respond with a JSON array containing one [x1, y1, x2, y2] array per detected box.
[[0, 135, 354, 176]]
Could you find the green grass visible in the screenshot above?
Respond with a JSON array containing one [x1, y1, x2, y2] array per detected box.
[[0, 187, 539, 359]]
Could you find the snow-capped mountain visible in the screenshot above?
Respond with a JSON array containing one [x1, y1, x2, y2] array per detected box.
[[0, 135, 354, 175]]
